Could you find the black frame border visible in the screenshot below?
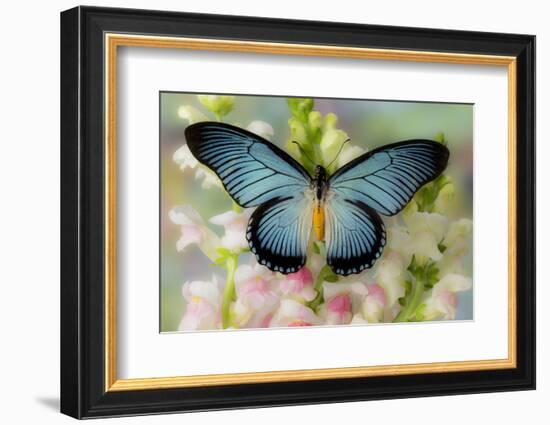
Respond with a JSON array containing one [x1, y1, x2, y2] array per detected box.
[[60, 6, 535, 419]]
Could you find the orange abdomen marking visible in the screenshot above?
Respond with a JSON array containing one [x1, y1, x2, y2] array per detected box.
[[313, 203, 325, 241]]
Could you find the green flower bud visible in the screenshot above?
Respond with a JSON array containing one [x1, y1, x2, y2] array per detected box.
[[320, 127, 349, 173], [288, 117, 308, 142], [434, 132, 447, 146], [177, 105, 209, 124], [197, 95, 235, 118], [287, 117, 316, 172], [287, 98, 314, 122], [433, 179, 455, 214], [308, 111, 322, 140], [402, 198, 419, 220], [322, 112, 338, 132]]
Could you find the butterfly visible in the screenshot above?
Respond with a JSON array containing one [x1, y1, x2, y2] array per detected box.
[[185, 122, 449, 276]]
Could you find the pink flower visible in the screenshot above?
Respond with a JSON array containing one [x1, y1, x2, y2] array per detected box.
[[231, 263, 279, 328], [361, 284, 387, 323], [423, 273, 472, 320], [169, 205, 221, 261], [270, 299, 322, 327], [326, 294, 352, 325], [278, 267, 317, 302], [178, 276, 223, 331]]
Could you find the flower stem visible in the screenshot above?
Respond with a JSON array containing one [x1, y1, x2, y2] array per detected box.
[[307, 264, 331, 310], [394, 268, 426, 323], [221, 254, 238, 328]]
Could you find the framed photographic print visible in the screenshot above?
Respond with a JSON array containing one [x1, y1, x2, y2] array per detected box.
[[60, 6, 535, 419]]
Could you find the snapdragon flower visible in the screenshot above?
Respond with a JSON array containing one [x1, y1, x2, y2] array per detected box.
[[422, 274, 472, 320], [277, 267, 317, 303], [169, 205, 221, 261], [173, 144, 224, 190], [361, 284, 388, 323], [209, 209, 252, 252], [318, 281, 369, 325], [246, 120, 275, 140], [178, 275, 224, 331], [197, 95, 235, 119], [270, 299, 323, 327], [231, 263, 280, 328]]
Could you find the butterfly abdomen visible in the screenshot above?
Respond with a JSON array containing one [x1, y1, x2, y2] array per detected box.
[[313, 202, 325, 241]]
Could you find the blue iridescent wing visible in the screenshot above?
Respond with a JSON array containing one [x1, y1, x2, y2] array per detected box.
[[247, 193, 313, 274], [328, 140, 449, 216], [325, 195, 386, 276], [185, 122, 311, 208]]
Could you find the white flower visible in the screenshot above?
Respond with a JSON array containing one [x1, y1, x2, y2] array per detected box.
[[177, 105, 208, 124], [433, 178, 455, 214], [437, 219, 473, 277], [178, 275, 223, 331], [231, 263, 279, 328], [373, 251, 406, 309], [209, 209, 251, 252], [173, 143, 223, 190], [173, 144, 198, 172], [386, 225, 413, 267], [246, 120, 274, 140], [270, 299, 323, 327], [403, 211, 449, 265], [195, 167, 223, 189], [337, 144, 366, 169], [422, 273, 472, 320], [361, 284, 387, 323], [306, 248, 326, 277], [442, 219, 473, 253], [169, 205, 221, 261]]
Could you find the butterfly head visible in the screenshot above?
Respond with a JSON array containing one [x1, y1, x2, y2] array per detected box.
[[314, 165, 327, 180]]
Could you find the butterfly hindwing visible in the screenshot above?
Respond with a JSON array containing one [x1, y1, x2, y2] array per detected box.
[[185, 122, 311, 208], [329, 140, 449, 216], [325, 195, 386, 276], [247, 194, 313, 274]]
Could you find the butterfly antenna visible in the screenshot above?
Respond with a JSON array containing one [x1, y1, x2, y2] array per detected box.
[[326, 139, 351, 169], [292, 141, 316, 165]]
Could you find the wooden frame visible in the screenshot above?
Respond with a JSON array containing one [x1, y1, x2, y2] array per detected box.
[[61, 5, 535, 419]]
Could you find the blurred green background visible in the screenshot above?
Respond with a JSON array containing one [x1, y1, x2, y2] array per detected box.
[[160, 93, 474, 332]]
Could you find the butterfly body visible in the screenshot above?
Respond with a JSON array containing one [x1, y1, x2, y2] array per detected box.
[[185, 122, 449, 276], [312, 165, 328, 241]]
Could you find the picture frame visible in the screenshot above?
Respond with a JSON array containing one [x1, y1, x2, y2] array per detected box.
[[60, 5, 535, 419]]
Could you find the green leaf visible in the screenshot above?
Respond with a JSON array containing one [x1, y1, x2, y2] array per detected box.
[[404, 279, 412, 295], [324, 274, 339, 283]]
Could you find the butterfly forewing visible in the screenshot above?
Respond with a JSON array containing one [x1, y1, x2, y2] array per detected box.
[[185, 122, 311, 208], [329, 140, 449, 216]]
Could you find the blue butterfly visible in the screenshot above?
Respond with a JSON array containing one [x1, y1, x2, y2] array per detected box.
[[185, 122, 449, 276]]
